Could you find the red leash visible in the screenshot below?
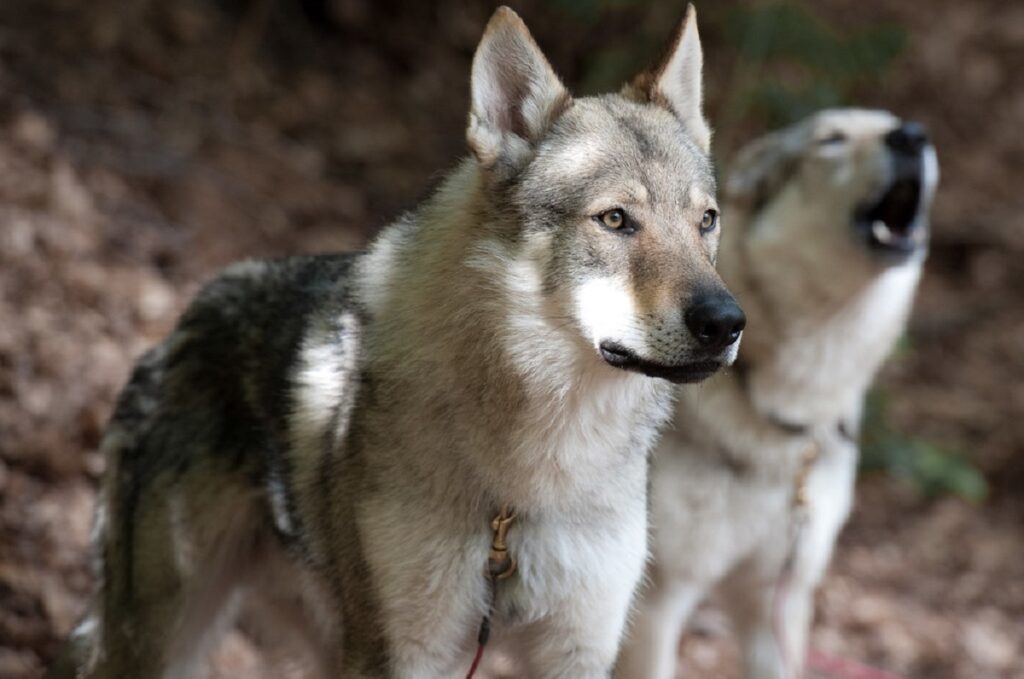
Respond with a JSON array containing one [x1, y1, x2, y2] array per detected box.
[[808, 648, 908, 679], [465, 579, 494, 679], [465, 640, 487, 679]]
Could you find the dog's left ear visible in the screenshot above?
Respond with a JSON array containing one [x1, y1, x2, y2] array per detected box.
[[624, 4, 711, 152], [468, 6, 571, 168], [725, 127, 805, 213]]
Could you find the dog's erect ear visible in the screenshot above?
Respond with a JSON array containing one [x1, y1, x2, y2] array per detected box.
[[467, 7, 571, 167], [725, 129, 804, 213], [624, 4, 710, 152]]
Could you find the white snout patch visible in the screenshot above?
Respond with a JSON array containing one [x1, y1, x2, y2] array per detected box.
[[574, 276, 644, 352], [721, 335, 742, 365]]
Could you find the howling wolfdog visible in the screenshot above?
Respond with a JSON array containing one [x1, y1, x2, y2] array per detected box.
[[50, 5, 744, 678], [618, 109, 937, 679]]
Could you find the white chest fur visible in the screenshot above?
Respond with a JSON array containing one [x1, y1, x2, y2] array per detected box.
[[750, 262, 922, 424]]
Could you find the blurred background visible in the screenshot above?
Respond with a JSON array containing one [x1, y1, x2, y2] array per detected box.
[[0, 1, 1020, 677]]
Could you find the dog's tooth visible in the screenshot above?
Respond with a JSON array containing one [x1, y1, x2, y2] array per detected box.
[[872, 220, 893, 243]]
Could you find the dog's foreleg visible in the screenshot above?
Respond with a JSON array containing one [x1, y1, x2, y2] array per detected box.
[[719, 569, 788, 679], [724, 573, 815, 679], [721, 534, 824, 679], [614, 578, 703, 679], [355, 497, 485, 678], [518, 573, 642, 679]]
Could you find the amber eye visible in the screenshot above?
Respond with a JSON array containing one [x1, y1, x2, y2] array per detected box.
[[597, 208, 626, 230], [701, 209, 718, 234], [598, 206, 634, 233]]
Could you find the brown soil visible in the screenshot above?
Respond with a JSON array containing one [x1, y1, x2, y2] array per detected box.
[[0, 1, 1020, 678]]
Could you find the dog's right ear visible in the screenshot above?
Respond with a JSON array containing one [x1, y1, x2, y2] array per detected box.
[[724, 129, 803, 212], [467, 7, 571, 168], [623, 4, 711, 152]]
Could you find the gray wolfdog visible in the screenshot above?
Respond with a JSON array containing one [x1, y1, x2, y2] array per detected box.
[[616, 109, 937, 679], [50, 5, 745, 678]]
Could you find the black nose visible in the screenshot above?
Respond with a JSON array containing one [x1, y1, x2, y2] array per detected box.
[[885, 121, 928, 156], [685, 294, 746, 352]]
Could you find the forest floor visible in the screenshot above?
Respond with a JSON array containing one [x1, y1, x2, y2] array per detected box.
[[0, 1, 1021, 677]]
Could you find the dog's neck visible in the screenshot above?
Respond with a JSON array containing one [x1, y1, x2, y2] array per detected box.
[[720, 220, 923, 428], [356, 160, 670, 512]]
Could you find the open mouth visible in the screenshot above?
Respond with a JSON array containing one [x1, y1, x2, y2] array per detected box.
[[855, 173, 926, 258], [599, 341, 722, 384]]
